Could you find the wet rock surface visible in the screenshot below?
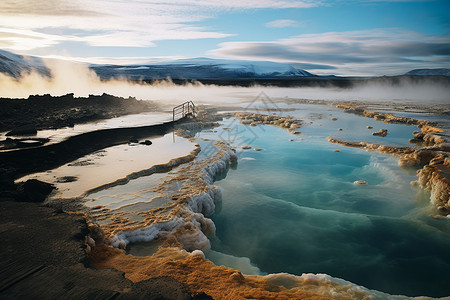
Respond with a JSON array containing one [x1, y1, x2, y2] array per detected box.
[[234, 112, 302, 134], [6, 124, 37, 136], [416, 155, 450, 214], [0, 137, 50, 150], [372, 128, 388, 137], [363, 110, 439, 127], [409, 131, 445, 146], [0, 178, 54, 203], [0, 201, 202, 300], [353, 180, 368, 185]]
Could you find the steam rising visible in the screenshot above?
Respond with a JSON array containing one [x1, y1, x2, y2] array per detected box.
[[0, 59, 449, 104]]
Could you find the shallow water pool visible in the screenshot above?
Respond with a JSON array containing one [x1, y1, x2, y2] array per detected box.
[[1, 111, 172, 146], [19, 132, 196, 199], [199, 116, 450, 298]]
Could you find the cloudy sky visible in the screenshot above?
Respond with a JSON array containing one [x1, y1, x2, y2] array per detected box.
[[0, 0, 449, 75]]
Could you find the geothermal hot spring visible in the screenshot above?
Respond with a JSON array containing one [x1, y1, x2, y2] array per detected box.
[[18, 86, 450, 299]]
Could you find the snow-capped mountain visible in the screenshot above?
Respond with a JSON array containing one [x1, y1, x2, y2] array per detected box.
[[156, 58, 313, 76], [91, 58, 315, 80], [405, 68, 450, 76], [0, 49, 49, 78], [0, 49, 314, 80]]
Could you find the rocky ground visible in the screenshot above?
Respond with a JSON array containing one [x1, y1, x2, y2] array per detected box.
[[0, 93, 156, 133], [0, 201, 210, 300], [0, 94, 211, 299]]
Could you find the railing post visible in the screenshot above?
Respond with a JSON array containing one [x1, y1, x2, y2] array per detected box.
[[172, 101, 195, 121]]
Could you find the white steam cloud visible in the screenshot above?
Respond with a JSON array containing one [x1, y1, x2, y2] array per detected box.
[[0, 59, 449, 105]]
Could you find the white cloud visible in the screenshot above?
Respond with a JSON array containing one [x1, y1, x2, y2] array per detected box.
[[361, 0, 433, 2], [91, 0, 319, 10], [39, 54, 186, 65], [0, 0, 98, 16], [1, 0, 271, 51], [208, 29, 450, 75], [266, 19, 299, 28], [0, 28, 75, 51]]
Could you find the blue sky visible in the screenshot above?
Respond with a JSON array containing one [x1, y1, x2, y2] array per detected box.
[[0, 0, 449, 75]]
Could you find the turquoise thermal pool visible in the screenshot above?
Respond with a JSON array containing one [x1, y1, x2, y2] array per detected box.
[[197, 108, 450, 298], [50, 103, 450, 298]]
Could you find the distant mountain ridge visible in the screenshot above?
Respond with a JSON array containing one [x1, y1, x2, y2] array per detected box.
[[405, 68, 450, 76], [0, 49, 49, 78], [0, 49, 315, 80], [90, 58, 315, 80], [1, 49, 449, 80]]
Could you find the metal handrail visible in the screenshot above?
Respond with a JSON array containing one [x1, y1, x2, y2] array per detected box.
[[173, 101, 196, 121]]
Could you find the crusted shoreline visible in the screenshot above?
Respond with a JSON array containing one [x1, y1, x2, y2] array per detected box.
[[80, 136, 237, 253], [335, 104, 447, 145], [234, 112, 302, 134], [84, 145, 202, 197], [90, 244, 381, 300], [329, 103, 450, 215], [234, 108, 449, 215], [328, 138, 450, 214]]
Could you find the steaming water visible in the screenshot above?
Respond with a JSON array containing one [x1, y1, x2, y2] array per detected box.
[[244, 103, 422, 146], [197, 115, 450, 298], [19, 98, 449, 298], [75, 104, 449, 298]]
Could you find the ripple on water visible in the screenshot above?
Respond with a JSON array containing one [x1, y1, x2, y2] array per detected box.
[[199, 116, 450, 297]]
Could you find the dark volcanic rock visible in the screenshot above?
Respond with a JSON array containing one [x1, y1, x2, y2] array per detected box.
[[16, 179, 55, 202], [192, 292, 214, 299], [116, 276, 192, 300], [56, 176, 78, 183], [6, 124, 37, 136], [0, 178, 55, 203], [139, 139, 153, 145], [0, 93, 156, 133], [0, 137, 49, 150], [0, 201, 203, 299]]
